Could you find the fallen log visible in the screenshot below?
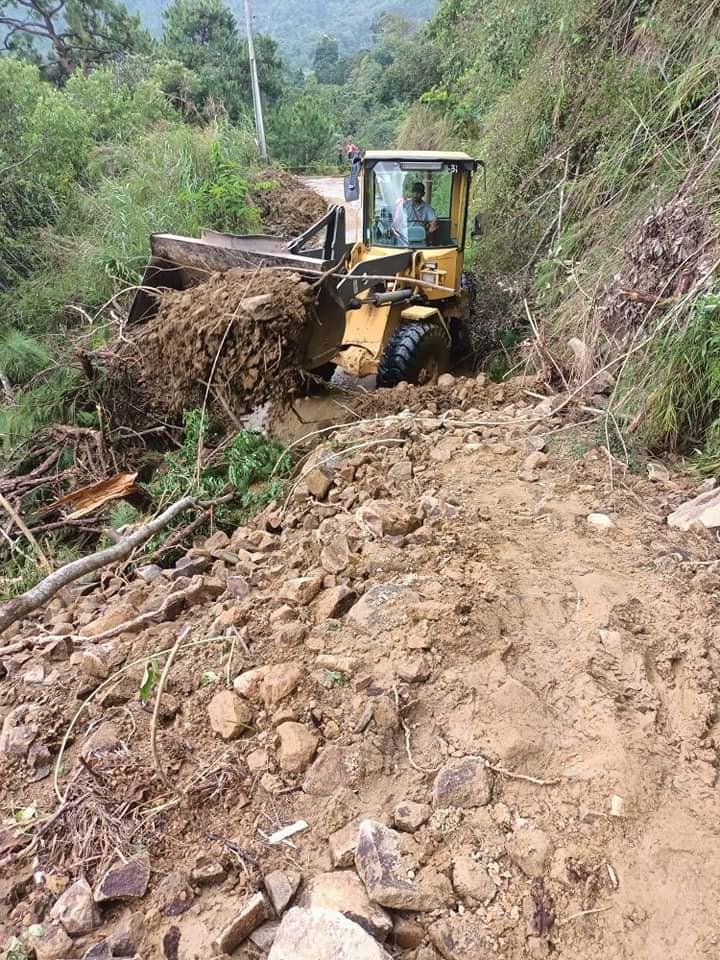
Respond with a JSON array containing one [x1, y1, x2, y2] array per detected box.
[[0, 496, 195, 637]]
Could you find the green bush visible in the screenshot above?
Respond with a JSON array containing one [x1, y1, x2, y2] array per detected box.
[[142, 409, 291, 556], [0, 330, 50, 385]]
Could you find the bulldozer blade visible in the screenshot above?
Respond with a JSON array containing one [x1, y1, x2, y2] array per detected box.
[[127, 230, 347, 369]]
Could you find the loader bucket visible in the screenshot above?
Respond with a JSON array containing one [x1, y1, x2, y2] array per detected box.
[[127, 206, 352, 369]]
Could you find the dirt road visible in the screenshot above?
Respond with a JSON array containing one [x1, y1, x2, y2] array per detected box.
[[2, 376, 720, 959], [301, 175, 361, 242]]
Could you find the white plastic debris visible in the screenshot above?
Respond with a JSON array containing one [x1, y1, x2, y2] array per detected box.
[[262, 820, 309, 846]]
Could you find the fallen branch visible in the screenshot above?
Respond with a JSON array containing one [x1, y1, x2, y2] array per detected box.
[[392, 684, 441, 775], [0, 496, 195, 637], [0, 492, 53, 574], [150, 627, 188, 793], [84, 588, 193, 643]]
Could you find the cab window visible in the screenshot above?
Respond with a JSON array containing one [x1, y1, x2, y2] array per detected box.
[[363, 161, 465, 249]]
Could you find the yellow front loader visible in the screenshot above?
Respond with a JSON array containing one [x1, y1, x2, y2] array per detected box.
[[129, 150, 482, 387]]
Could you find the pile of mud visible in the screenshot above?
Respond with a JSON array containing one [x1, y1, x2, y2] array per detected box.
[[254, 169, 328, 238], [132, 268, 314, 420]]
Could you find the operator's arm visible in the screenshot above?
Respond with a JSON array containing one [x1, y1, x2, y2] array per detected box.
[[425, 203, 439, 240]]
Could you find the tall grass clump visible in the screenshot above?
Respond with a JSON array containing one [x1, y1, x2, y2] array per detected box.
[[643, 291, 720, 458]]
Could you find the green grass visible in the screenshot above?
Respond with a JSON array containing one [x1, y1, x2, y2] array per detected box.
[[644, 292, 720, 455]]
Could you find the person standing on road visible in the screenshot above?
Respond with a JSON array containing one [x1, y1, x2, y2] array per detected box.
[[345, 141, 360, 165]]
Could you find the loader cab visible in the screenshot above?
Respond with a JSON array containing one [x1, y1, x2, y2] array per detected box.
[[360, 152, 477, 251]]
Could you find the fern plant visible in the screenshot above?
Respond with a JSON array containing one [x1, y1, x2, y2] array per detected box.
[[0, 329, 50, 385], [142, 409, 291, 558]]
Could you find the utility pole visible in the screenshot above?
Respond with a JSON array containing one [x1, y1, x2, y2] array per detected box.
[[243, 0, 268, 161]]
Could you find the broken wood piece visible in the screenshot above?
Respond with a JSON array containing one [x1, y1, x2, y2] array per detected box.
[[42, 472, 138, 520]]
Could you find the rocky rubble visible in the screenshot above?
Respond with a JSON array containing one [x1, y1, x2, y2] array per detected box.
[[2, 373, 720, 959]]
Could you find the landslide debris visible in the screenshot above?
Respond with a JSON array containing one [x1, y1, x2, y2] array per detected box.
[[128, 267, 314, 421], [2, 375, 720, 959], [255, 169, 329, 238]]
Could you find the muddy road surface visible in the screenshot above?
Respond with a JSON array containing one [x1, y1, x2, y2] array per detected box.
[[301, 175, 361, 243]]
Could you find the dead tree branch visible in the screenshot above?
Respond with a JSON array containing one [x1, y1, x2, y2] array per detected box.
[[0, 497, 195, 636]]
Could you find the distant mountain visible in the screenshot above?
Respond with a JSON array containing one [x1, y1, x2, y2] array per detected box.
[[124, 0, 438, 64]]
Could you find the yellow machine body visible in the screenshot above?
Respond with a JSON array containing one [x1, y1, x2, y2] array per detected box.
[[128, 150, 479, 388], [330, 150, 477, 378]]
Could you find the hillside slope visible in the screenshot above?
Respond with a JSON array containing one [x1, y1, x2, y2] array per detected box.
[[403, 0, 720, 464], [125, 0, 438, 63]]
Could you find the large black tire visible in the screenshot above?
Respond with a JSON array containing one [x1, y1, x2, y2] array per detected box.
[[311, 362, 337, 382], [376, 321, 450, 388]]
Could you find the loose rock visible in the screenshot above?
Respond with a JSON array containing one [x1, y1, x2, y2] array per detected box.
[[395, 656, 430, 683], [268, 907, 392, 960], [250, 921, 280, 951], [261, 662, 304, 708], [156, 870, 194, 916], [0, 708, 37, 757], [303, 744, 382, 796], [355, 820, 435, 911], [279, 576, 323, 605], [432, 758, 493, 809], [94, 856, 150, 902], [212, 892, 269, 954], [191, 857, 226, 886], [320, 534, 350, 574], [28, 922, 74, 960], [451, 856, 497, 903], [314, 585, 356, 622], [233, 666, 266, 700], [429, 914, 494, 960], [264, 869, 302, 915], [305, 466, 334, 500], [276, 721, 319, 773], [392, 915, 425, 948], [207, 689, 253, 740], [505, 827, 553, 878], [298, 871, 392, 941], [393, 800, 432, 833], [50, 877, 99, 935]]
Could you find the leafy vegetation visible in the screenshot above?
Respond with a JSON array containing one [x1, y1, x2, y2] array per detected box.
[[644, 293, 720, 462], [140, 409, 290, 557]]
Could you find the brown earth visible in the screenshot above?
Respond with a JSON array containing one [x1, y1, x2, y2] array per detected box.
[[254, 170, 329, 239], [2, 375, 720, 960], [128, 269, 314, 422]]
